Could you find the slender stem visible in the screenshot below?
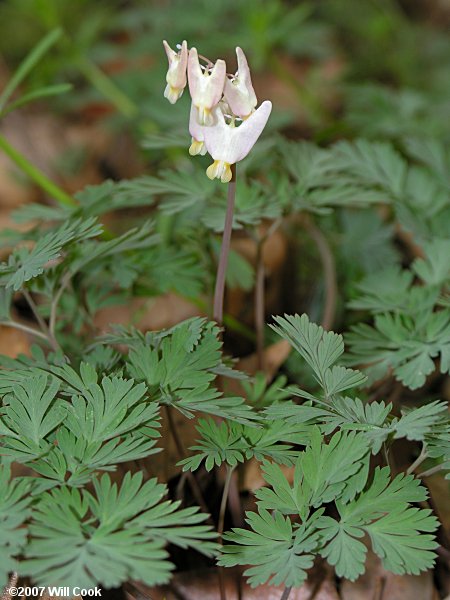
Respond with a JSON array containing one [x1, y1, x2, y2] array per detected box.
[[198, 53, 214, 69], [50, 272, 72, 337], [255, 239, 265, 371], [2, 572, 18, 600], [197, 52, 235, 79], [407, 445, 428, 475], [0, 133, 76, 207], [280, 586, 292, 600], [164, 405, 186, 459], [218, 465, 235, 542], [218, 568, 227, 600], [175, 470, 189, 501], [254, 218, 283, 370], [0, 320, 49, 342], [421, 479, 450, 552], [303, 218, 337, 330], [213, 165, 236, 325], [194, 297, 256, 340], [22, 289, 48, 333], [228, 473, 244, 528], [419, 464, 446, 478], [76, 56, 138, 118], [437, 545, 450, 562], [163, 405, 212, 520], [22, 289, 60, 352], [386, 380, 403, 407], [218, 465, 235, 600], [382, 442, 392, 471]]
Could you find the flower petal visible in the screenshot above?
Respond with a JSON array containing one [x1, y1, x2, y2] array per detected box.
[[207, 58, 227, 106], [206, 160, 232, 183], [203, 100, 272, 165], [224, 47, 257, 119], [188, 48, 226, 124], [230, 100, 272, 162], [189, 138, 207, 156], [162, 40, 187, 102], [187, 46, 203, 84], [189, 102, 205, 141]]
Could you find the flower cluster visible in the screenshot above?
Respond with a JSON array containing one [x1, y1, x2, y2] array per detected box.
[[163, 41, 272, 183]]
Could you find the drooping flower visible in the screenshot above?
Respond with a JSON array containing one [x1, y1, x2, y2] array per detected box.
[[224, 47, 257, 119], [163, 40, 188, 104], [188, 47, 226, 126], [204, 100, 272, 183], [188, 103, 207, 156]]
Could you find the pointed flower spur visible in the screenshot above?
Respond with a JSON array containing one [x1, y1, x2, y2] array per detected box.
[[224, 47, 257, 119]]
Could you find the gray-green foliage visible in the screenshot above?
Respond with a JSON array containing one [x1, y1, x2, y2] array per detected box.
[[0, 147, 448, 588], [0, 5, 449, 594], [219, 429, 437, 586], [0, 365, 160, 481], [174, 313, 445, 590], [124, 317, 255, 422], [346, 239, 450, 389], [179, 417, 310, 471], [0, 94, 449, 592], [22, 472, 217, 587], [0, 468, 31, 583], [0, 362, 217, 587], [266, 314, 450, 466]]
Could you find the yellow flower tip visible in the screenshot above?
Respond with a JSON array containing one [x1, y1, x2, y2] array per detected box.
[[197, 106, 214, 126], [220, 165, 233, 183], [189, 138, 206, 156], [206, 160, 232, 183], [206, 161, 217, 180], [164, 84, 183, 104]]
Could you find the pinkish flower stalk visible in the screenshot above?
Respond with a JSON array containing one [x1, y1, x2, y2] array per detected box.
[[162, 40, 273, 326]]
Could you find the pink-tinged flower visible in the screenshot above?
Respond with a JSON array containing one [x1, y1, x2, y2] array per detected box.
[[204, 100, 272, 183], [224, 47, 257, 119], [163, 40, 188, 104], [188, 103, 207, 156], [188, 47, 226, 126]]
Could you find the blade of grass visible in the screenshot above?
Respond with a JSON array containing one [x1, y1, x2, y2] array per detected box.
[[76, 55, 138, 118], [0, 28, 63, 112], [1, 84, 73, 117], [0, 133, 77, 207]]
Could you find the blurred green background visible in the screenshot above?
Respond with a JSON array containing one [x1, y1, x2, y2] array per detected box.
[[1, 0, 449, 355], [1, 0, 450, 143]]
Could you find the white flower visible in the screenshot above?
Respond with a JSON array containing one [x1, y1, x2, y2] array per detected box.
[[163, 40, 188, 104], [224, 47, 257, 119], [188, 47, 226, 126], [204, 100, 272, 183], [188, 102, 207, 156]]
